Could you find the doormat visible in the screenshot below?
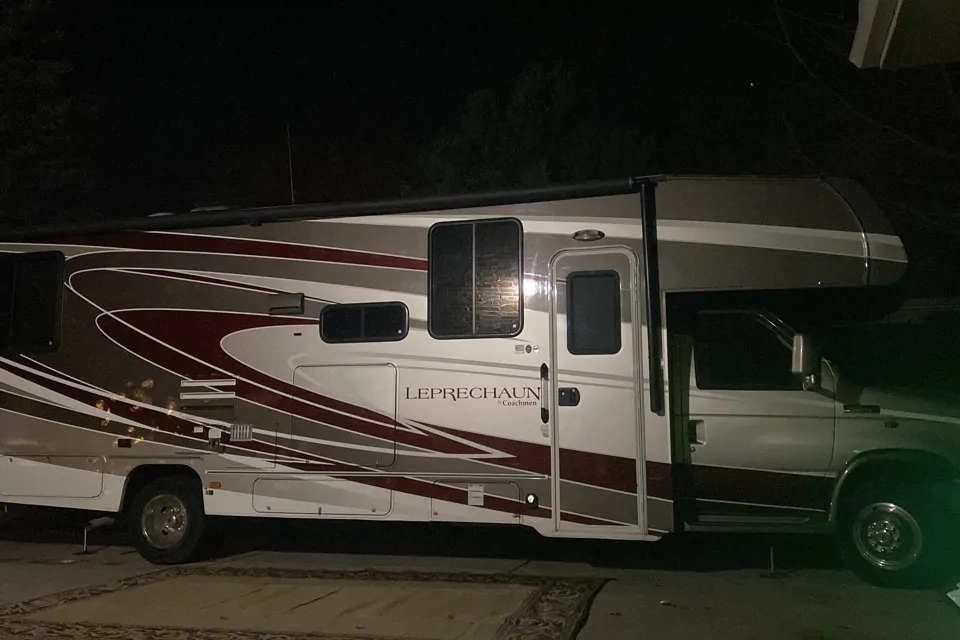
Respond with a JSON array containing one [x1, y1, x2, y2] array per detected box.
[[0, 564, 607, 640]]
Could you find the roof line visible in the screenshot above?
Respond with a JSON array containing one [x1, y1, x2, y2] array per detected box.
[[0, 173, 837, 241], [0, 177, 655, 241]]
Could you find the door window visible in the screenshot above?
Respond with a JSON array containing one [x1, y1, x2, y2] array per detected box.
[[693, 312, 801, 391], [567, 270, 621, 355]]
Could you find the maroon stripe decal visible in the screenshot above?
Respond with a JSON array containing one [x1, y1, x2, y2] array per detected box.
[[99, 310, 491, 456], [52, 231, 428, 271], [96, 308, 663, 504], [0, 357, 390, 471], [0, 385, 175, 445], [126, 269, 335, 307], [685, 464, 832, 511], [560, 512, 624, 525], [129, 269, 292, 296], [3, 358, 626, 525], [1, 360, 625, 525], [0, 356, 337, 466], [2, 358, 208, 441], [336, 475, 614, 526], [645, 461, 674, 499], [423, 422, 642, 496]]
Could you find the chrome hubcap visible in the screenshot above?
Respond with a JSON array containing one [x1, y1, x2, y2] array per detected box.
[[141, 494, 188, 550], [853, 502, 922, 570]]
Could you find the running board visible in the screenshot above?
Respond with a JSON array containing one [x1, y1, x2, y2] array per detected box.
[[683, 514, 831, 534]]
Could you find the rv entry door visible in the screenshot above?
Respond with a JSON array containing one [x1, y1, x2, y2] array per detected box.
[[548, 247, 645, 535]]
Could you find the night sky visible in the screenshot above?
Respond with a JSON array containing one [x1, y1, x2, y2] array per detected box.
[[52, 1, 805, 211]]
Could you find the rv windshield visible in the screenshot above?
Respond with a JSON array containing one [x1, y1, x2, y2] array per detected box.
[[818, 309, 960, 399]]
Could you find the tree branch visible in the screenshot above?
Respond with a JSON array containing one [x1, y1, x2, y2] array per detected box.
[[780, 6, 855, 34], [774, 0, 959, 162], [941, 63, 960, 120], [877, 197, 960, 235], [780, 111, 819, 171]]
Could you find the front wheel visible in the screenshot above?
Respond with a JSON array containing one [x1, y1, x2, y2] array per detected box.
[[836, 482, 944, 588], [128, 476, 209, 564]]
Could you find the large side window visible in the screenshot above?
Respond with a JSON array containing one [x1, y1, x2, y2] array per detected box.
[[320, 302, 409, 343], [0, 250, 65, 353], [693, 311, 801, 390], [428, 218, 522, 339], [567, 270, 622, 355]]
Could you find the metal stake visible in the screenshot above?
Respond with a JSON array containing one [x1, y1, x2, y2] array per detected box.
[[761, 544, 790, 579], [76, 516, 114, 555]]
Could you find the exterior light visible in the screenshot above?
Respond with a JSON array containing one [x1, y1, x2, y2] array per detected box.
[[572, 229, 604, 242]]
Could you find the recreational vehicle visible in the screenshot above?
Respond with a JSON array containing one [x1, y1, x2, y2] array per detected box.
[[0, 176, 956, 587]]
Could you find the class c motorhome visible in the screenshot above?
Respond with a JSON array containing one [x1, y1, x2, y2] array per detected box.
[[1, 175, 956, 587]]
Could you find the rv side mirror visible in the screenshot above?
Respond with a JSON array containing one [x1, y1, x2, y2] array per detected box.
[[791, 333, 820, 383]]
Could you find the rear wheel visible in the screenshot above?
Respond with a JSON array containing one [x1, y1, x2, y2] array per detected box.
[[128, 476, 208, 564], [836, 481, 943, 588]]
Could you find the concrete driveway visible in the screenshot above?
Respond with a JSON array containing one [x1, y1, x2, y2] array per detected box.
[[2, 508, 958, 639]]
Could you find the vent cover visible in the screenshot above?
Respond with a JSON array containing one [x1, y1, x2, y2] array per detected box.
[[229, 423, 254, 441]]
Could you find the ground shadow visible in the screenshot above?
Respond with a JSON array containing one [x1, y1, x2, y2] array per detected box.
[[2, 503, 843, 576]]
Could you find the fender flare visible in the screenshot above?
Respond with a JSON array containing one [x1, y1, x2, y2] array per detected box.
[[119, 463, 203, 514], [828, 448, 958, 523]]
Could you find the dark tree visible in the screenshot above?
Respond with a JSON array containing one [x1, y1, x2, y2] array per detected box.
[[0, 0, 96, 228], [417, 63, 654, 195], [655, 2, 960, 296]]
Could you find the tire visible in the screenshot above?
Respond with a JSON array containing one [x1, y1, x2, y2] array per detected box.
[[127, 475, 209, 565], [836, 481, 944, 588]]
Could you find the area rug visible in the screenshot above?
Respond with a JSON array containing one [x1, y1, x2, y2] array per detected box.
[[0, 564, 607, 640]]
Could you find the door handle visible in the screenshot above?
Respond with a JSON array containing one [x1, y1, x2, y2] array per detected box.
[[539, 363, 549, 424], [688, 419, 705, 445], [843, 404, 881, 414], [558, 387, 580, 407]]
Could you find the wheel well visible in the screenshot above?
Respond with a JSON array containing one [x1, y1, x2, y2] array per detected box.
[[120, 464, 201, 516], [832, 452, 958, 517]]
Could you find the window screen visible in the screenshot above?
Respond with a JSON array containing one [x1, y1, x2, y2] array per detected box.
[[428, 218, 522, 339], [567, 271, 621, 355], [0, 251, 64, 353], [320, 302, 408, 343], [693, 312, 801, 390]]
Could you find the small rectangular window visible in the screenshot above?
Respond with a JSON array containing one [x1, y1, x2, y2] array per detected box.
[[428, 218, 522, 339], [320, 302, 408, 343], [0, 250, 64, 353], [567, 271, 621, 355]]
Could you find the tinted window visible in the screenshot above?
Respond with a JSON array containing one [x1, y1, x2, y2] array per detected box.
[[0, 251, 64, 353], [429, 223, 474, 337], [320, 302, 408, 343], [694, 312, 800, 390], [428, 218, 522, 338], [321, 305, 363, 342], [364, 303, 407, 339], [567, 271, 621, 355]]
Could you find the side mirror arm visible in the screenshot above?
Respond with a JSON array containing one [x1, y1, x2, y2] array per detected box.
[[802, 373, 821, 392]]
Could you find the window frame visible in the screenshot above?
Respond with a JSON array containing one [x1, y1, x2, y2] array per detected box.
[[319, 301, 410, 344], [0, 250, 65, 355], [566, 269, 623, 356], [426, 217, 524, 340], [692, 309, 803, 392]]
